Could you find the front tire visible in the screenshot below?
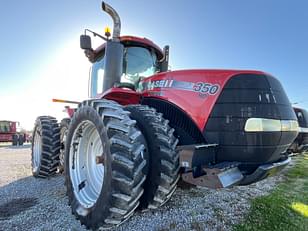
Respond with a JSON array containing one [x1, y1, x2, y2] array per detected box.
[[65, 100, 146, 230], [31, 116, 61, 178]]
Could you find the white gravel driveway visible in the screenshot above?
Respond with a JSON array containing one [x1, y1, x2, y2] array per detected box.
[[0, 146, 287, 231]]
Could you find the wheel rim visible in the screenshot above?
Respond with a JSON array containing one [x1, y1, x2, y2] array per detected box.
[[69, 120, 105, 208], [32, 129, 41, 172]]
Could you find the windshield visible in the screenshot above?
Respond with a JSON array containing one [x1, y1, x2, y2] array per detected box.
[[0, 121, 11, 133], [122, 47, 158, 85], [89, 46, 158, 97]]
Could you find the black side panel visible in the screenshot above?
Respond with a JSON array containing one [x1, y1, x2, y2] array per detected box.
[[141, 98, 205, 145], [203, 74, 297, 164]]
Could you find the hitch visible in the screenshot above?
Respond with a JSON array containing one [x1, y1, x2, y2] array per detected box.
[[181, 165, 244, 189], [178, 144, 290, 189], [178, 144, 243, 189]]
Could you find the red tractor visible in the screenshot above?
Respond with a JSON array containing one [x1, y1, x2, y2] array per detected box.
[[0, 120, 26, 146], [287, 107, 308, 153], [31, 2, 299, 229]]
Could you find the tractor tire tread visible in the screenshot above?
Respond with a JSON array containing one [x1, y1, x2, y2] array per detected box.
[[31, 116, 60, 178], [66, 99, 146, 230], [125, 104, 180, 209]]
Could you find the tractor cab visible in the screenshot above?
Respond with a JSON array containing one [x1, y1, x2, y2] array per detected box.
[[86, 36, 167, 97], [0, 121, 17, 133], [80, 12, 169, 97]]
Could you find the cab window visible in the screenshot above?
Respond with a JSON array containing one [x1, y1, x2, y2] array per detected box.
[[89, 46, 158, 97], [121, 47, 158, 87]]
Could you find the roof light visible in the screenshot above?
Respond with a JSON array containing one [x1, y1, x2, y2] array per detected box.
[[104, 26, 111, 38]]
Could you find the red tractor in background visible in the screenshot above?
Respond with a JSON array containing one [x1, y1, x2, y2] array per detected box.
[[31, 2, 299, 230], [0, 120, 26, 146], [287, 107, 308, 153]]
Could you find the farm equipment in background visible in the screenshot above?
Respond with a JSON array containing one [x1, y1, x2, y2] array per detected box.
[[51, 100, 76, 173], [31, 2, 299, 229], [0, 120, 26, 146], [287, 107, 308, 154]]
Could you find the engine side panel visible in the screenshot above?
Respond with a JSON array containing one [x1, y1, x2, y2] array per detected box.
[[139, 70, 245, 130]]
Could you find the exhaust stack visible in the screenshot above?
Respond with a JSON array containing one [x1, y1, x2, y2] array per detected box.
[[102, 2, 121, 41], [101, 2, 124, 93]]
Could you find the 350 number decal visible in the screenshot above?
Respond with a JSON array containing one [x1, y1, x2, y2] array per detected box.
[[193, 82, 220, 95]]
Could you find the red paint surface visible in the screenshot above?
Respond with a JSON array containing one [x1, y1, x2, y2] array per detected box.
[[100, 88, 141, 105], [101, 69, 268, 131], [0, 134, 13, 142]]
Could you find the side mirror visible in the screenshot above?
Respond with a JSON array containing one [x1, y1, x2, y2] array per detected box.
[[80, 35, 92, 50]]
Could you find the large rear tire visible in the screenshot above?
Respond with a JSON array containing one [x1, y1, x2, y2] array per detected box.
[[31, 116, 61, 178], [126, 105, 180, 209], [65, 99, 146, 230], [18, 134, 24, 146], [12, 134, 18, 146]]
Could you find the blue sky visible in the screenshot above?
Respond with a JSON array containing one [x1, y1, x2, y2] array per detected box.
[[0, 0, 307, 129]]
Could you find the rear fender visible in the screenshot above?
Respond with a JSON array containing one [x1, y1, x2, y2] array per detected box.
[[100, 88, 141, 105]]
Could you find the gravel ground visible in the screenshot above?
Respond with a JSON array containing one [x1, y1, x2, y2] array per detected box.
[[0, 146, 290, 231]]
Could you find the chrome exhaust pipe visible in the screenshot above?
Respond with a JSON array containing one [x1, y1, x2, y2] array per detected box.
[[101, 2, 124, 92], [102, 2, 121, 41]]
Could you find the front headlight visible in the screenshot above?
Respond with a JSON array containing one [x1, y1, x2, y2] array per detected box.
[[245, 118, 299, 132], [281, 120, 299, 132]]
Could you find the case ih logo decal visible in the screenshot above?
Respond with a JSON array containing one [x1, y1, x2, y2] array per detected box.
[[142, 79, 220, 97]]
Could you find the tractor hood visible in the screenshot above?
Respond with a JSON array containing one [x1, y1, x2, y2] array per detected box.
[[139, 69, 270, 129]]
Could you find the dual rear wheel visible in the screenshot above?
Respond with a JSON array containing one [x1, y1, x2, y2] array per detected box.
[[12, 134, 25, 146], [31, 116, 60, 177], [31, 100, 180, 229]]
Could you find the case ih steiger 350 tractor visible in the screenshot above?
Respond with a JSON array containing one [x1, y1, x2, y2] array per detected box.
[[31, 2, 299, 230]]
